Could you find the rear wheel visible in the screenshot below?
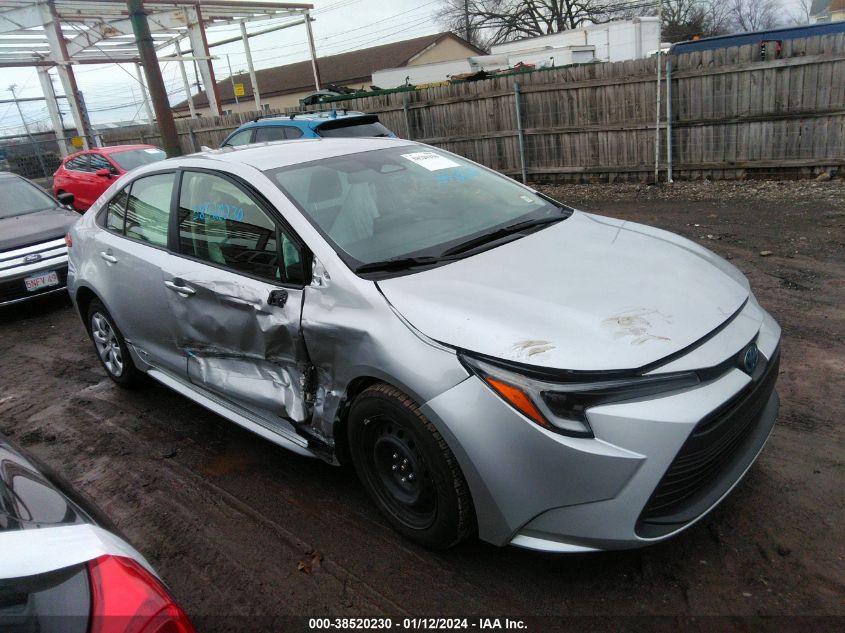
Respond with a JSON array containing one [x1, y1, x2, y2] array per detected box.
[[87, 300, 143, 387], [348, 383, 475, 549]]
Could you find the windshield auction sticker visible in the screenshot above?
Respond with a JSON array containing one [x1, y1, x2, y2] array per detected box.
[[401, 151, 461, 171]]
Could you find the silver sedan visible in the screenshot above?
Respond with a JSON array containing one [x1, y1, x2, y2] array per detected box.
[[66, 137, 781, 552]]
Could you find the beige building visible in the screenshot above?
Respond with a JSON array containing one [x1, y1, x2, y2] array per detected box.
[[811, 0, 845, 22], [174, 32, 484, 117]]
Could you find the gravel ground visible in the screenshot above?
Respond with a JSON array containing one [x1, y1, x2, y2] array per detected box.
[[1, 181, 843, 632]]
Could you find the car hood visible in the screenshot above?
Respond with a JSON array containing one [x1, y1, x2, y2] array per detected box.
[[377, 211, 751, 372], [0, 207, 79, 252]]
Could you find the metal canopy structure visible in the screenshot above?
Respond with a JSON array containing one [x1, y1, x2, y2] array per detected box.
[[0, 1, 315, 154]]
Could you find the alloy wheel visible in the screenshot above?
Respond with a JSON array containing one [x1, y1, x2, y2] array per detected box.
[[91, 312, 124, 377]]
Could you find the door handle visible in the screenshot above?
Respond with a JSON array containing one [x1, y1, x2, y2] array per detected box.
[[267, 289, 288, 307], [164, 279, 196, 297], [100, 251, 117, 264]]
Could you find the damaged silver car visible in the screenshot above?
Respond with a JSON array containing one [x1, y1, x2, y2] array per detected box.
[[67, 138, 781, 552]]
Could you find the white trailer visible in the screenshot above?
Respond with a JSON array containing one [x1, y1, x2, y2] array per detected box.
[[492, 17, 660, 62]]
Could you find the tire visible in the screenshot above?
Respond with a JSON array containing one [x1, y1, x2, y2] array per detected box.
[[87, 299, 143, 387], [348, 383, 475, 549]]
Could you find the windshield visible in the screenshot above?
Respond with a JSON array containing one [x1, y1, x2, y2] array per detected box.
[[267, 146, 563, 268], [109, 147, 166, 171], [0, 177, 56, 218], [316, 117, 392, 138]]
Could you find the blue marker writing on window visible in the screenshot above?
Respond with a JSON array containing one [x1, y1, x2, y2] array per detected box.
[[192, 201, 245, 222]]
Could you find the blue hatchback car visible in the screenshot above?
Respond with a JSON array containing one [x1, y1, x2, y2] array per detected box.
[[220, 111, 395, 147]]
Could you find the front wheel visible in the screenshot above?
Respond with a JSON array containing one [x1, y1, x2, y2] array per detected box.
[[348, 384, 475, 549], [87, 299, 143, 387]]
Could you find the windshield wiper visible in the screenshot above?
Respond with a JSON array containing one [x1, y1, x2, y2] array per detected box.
[[441, 216, 564, 257], [355, 255, 452, 274]]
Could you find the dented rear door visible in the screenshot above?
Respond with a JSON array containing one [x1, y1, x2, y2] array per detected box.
[[162, 169, 312, 423]]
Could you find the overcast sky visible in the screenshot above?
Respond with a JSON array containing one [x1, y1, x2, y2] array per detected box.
[[0, 0, 812, 136]]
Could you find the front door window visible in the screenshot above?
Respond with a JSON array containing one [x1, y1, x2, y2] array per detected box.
[[177, 171, 305, 284]]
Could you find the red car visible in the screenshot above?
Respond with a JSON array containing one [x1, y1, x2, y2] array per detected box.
[[52, 144, 166, 212]]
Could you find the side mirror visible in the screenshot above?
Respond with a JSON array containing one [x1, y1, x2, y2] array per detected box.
[[57, 191, 75, 206], [95, 167, 112, 178]]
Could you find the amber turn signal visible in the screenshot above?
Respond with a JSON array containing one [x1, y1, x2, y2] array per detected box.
[[483, 376, 551, 429]]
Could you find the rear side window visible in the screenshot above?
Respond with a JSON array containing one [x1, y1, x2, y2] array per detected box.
[[254, 126, 303, 142], [223, 129, 253, 147], [124, 173, 174, 247], [90, 154, 113, 171], [177, 171, 305, 284], [106, 188, 129, 233], [254, 126, 288, 143], [65, 155, 90, 172]]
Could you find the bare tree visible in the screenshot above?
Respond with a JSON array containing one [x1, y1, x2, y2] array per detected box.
[[435, 0, 641, 50], [634, 0, 731, 42], [729, 0, 781, 31], [788, 0, 812, 24]]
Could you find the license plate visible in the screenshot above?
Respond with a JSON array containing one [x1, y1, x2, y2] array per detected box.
[[24, 271, 59, 292]]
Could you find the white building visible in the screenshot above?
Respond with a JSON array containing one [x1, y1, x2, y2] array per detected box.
[[371, 18, 660, 89]]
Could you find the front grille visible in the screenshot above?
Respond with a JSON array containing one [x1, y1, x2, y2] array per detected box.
[[638, 348, 780, 531], [0, 237, 69, 304]]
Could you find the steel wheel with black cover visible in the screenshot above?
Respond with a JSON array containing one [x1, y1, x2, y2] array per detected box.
[[348, 383, 475, 549]]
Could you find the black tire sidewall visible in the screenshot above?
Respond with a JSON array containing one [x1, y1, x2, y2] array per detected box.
[[348, 388, 466, 549]]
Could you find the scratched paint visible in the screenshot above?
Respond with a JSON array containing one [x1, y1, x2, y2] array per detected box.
[[601, 309, 673, 346], [510, 339, 556, 359]]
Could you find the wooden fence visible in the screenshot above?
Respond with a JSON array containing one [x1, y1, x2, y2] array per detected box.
[[101, 32, 845, 182]]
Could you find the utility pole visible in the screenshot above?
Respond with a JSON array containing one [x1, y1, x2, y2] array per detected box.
[[9, 84, 49, 178], [134, 62, 155, 123], [241, 21, 261, 111], [305, 11, 322, 91], [127, 0, 181, 156], [226, 54, 240, 106], [174, 40, 197, 118]]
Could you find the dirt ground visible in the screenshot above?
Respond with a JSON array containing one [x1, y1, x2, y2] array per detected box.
[[1, 180, 843, 632]]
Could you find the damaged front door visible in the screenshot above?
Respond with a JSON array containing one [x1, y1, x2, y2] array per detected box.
[[163, 169, 311, 424]]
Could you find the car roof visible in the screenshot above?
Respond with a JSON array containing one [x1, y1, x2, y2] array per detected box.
[[186, 136, 416, 171], [241, 111, 374, 132], [64, 144, 158, 161], [94, 144, 159, 155]]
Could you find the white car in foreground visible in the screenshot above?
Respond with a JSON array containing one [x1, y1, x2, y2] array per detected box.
[[0, 434, 195, 632]]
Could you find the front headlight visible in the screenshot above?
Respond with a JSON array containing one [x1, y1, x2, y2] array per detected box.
[[460, 354, 700, 437]]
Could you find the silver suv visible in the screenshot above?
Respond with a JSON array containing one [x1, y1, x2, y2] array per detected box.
[[67, 138, 781, 551]]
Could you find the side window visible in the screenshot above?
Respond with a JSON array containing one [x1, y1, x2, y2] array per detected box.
[[284, 127, 304, 140], [124, 173, 174, 247], [254, 126, 288, 143], [105, 188, 129, 233], [223, 129, 253, 147], [90, 154, 113, 172], [66, 156, 90, 172], [177, 171, 305, 285]]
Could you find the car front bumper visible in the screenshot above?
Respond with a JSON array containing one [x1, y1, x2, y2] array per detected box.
[[421, 302, 781, 551], [0, 264, 69, 307]]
